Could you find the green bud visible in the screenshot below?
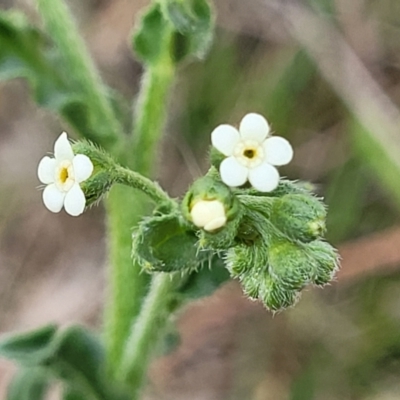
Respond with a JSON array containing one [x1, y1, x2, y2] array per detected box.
[[225, 241, 268, 278], [240, 270, 262, 299], [306, 240, 340, 286], [259, 274, 300, 312], [182, 174, 242, 249], [271, 194, 326, 242], [268, 239, 313, 290]]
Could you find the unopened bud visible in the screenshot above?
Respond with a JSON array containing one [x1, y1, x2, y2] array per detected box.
[[269, 239, 313, 290], [190, 200, 227, 232], [306, 240, 340, 286], [271, 194, 326, 242], [182, 174, 242, 249], [259, 275, 300, 311]]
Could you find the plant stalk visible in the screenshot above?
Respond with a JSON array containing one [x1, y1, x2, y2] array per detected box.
[[105, 24, 176, 377], [117, 273, 178, 399]]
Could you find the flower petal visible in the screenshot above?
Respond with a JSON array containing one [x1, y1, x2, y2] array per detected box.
[[37, 156, 56, 184], [239, 113, 270, 142], [191, 200, 226, 229], [54, 132, 74, 161], [211, 124, 240, 156], [42, 184, 65, 213], [248, 163, 280, 192], [263, 136, 293, 166], [204, 217, 227, 232], [73, 154, 94, 183], [220, 156, 248, 187], [64, 183, 86, 216]]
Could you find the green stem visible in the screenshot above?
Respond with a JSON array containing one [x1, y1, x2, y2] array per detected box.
[[114, 166, 174, 206], [36, 0, 123, 149], [131, 59, 175, 175], [117, 273, 179, 399], [105, 25, 176, 377], [104, 188, 149, 377]]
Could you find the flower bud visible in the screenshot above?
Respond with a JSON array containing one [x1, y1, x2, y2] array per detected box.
[[240, 271, 262, 299], [268, 239, 313, 290], [259, 275, 300, 311], [182, 174, 242, 249], [225, 242, 269, 278], [270, 194, 326, 243], [190, 200, 227, 232], [306, 240, 340, 286]]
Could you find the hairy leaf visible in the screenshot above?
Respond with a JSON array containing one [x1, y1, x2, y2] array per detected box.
[[133, 212, 209, 273], [0, 10, 120, 148], [7, 368, 50, 400]]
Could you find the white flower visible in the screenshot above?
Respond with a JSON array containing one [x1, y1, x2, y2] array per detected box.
[[190, 199, 227, 232], [37, 132, 93, 216], [211, 113, 293, 192]]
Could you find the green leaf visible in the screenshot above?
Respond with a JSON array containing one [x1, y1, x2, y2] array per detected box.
[[50, 326, 105, 394], [0, 11, 68, 105], [0, 10, 120, 148], [1, 325, 130, 400], [166, 0, 214, 62], [7, 368, 50, 400], [133, 3, 170, 65], [63, 387, 87, 400], [133, 0, 214, 66], [133, 212, 209, 272], [0, 325, 57, 365], [48, 326, 129, 400], [178, 257, 230, 301]]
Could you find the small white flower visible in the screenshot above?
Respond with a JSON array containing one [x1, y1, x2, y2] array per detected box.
[[190, 199, 227, 232], [211, 113, 293, 192], [37, 132, 93, 216]]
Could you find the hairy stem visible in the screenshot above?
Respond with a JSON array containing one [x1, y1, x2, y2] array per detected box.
[[105, 24, 176, 377], [114, 166, 174, 206], [117, 273, 178, 399], [104, 188, 148, 376], [131, 58, 175, 175]]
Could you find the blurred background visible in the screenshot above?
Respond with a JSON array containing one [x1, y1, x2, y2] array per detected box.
[[1, 0, 400, 399]]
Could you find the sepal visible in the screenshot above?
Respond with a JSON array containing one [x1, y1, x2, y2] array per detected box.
[[72, 140, 117, 206], [132, 211, 210, 273]]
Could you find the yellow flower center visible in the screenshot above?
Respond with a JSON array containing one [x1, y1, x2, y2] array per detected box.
[[234, 140, 264, 168], [59, 167, 69, 184], [56, 160, 75, 191]]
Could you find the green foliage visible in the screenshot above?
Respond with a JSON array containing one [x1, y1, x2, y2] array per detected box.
[[177, 256, 230, 301], [164, 0, 214, 62], [7, 368, 50, 400], [63, 388, 87, 400], [0, 11, 65, 107], [133, 3, 171, 65], [221, 181, 339, 311], [133, 212, 208, 273], [0, 325, 130, 400], [133, 0, 213, 66], [270, 194, 327, 242], [0, 10, 119, 148], [0, 325, 57, 365]]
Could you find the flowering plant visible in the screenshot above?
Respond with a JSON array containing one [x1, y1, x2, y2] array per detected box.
[[0, 0, 339, 399]]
